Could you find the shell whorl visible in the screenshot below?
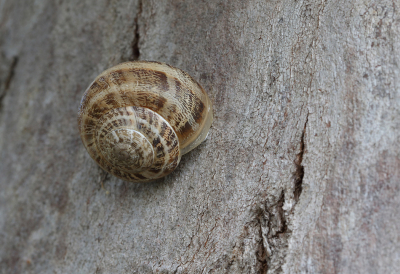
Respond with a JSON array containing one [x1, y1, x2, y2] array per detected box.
[[78, 61, 213, 182]]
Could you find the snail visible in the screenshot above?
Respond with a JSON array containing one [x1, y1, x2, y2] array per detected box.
[[78, 61, 213, 182]]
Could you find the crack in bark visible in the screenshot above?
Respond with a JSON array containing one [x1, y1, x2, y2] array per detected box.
[[294, 113, 309, 203], [269, 193, 288, 237], [130, 0, 142, 61], [242, 113, 309, 273], [4, 57, 18, 91], [257, 211, 268, 274], [0, 56, 18, 109], [266, 192, 288, 274], [255, 191, 289, 274]]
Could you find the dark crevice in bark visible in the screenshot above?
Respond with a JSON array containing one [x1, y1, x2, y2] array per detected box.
[[271, 192, 288, 237], [130, 0, 142, 61], [253, 113, 309, 273], [4, 57, 18, 91], [255, 191, 289, 274], [294, 113, 309, 203], [252, 112, 309, 273], [0, 56, 18, 107], [257, 211, 268, 274], [267, 192, 288, 274]]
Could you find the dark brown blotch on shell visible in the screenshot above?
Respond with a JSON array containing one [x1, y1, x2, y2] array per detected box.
[[134, 173, 147, 180], [179, 121, 195, 140], [128, 68, 169, 92], [109, 70, 126, 85], [152, 136, 161, 147], [104, 93, 121, 109], [192, 99, 205, 123]]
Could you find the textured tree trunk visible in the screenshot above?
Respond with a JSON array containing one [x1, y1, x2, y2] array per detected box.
[[0, 0, 399, 273]]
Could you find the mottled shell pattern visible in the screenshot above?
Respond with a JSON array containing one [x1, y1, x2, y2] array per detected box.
[[78, 61, 213, 182]]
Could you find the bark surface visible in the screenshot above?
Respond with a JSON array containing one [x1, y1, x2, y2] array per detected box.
[[0, 0, 399, 273]]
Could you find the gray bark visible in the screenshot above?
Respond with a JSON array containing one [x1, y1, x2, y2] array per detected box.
[[0, 0, 399, 273]]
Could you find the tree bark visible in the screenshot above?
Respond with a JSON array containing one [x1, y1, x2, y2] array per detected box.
[[0, 0, 399, 273]]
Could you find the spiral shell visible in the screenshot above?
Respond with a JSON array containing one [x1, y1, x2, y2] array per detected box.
[[78, 61, 213, 182]]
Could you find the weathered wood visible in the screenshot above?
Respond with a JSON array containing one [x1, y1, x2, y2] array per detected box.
[[0, 0, 399, 273]]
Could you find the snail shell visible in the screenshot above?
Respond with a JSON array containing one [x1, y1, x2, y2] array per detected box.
[[78, 61, 213, 182]]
